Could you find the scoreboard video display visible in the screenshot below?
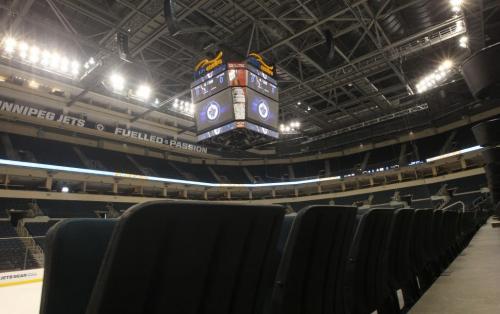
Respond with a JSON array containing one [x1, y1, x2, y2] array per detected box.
[[192, 58, 280, 141], [245, 88, 279, 130], [196, 88, 234, 133]]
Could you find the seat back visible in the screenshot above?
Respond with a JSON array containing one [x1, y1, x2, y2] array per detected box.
[[409, 209, 433, 274], [86, 201, 285, 314], [345, 208, 395, 314], [387, 208, 415, 289], [271, 205, 357, 314], [40, 218, 117, 314]]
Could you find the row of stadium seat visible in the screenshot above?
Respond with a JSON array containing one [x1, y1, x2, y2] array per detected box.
[[39, 201, 489, 314], [0, 221, 39, 271], [0, 124, 478, 183]]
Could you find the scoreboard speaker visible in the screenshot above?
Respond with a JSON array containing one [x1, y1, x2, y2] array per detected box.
[[461, 42, 500, 99], [472, 119, 500, 147]]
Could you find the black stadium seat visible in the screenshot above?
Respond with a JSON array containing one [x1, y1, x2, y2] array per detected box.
[[385, 208, 416, 310], [408, 208, 433, 292], [271, 205, 357, 314], [344, 208, 395, 314], [40, 219, 117, 314], [85, 201, 285, 314]]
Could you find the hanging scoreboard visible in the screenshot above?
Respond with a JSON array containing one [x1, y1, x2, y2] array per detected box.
[[191, 53, 280, 142]]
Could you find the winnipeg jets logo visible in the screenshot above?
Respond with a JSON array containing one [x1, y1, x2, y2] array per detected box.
[[258, 101, 269, 119], [207, 102, 220, 120]]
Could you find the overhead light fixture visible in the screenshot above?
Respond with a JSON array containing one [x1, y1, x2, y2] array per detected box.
[[171, 98, 195, 117], [61, 186, 69, 193], [450, 0, 463, 13], [28, 80, 40, 89], [416, 59, 455, 94], [135, 84, 152, 101], [280, 121, 301, 134], [459, 35, 469, 48], [3, 37, 16, 54], [109, 73, 125, 92], [0, 36, 81, 79]]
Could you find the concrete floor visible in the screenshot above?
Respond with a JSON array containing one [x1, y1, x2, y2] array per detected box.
[[410, 220, 500, 314]]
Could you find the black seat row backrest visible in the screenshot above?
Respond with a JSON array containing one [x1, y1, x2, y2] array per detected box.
[[41, 201, 484, 314], [344, 208, 395, 314], [40, 219, 117, 314], [85, 201, 285, 314], [271, 205, 357, 314]]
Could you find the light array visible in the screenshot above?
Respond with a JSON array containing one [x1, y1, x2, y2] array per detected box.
[[459, 35, 469, 48], [172, 98, 195, 117], [279, 121, 301, 134], [415, 59, 454, 94], [450, 0, 463, 13], [105, 73, 154, 103], [1, 36, 81, 79]]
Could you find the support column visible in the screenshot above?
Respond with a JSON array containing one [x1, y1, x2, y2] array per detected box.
[[432, 166, 438, 176], [45, 176, 53, 191], [182, 189, 188, 198], [271, 188, 276, 198], [249, 189, 253, 200], [324, 159, 331, 176], [294, 187, 299, 197], [369, 177, 374, 186], [397, 173, 403, 182], [461, 159, 467, 169], [81, 181, 87, 193], [227, 190, 232, 200], [317, 184, 322, 194], [341, 182, 346, 191], [204, 189, 208, 200], [112, 182, 118, 194]]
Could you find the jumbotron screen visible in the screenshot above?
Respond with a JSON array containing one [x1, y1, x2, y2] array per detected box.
[[196, 88, 235, 133], [245, 88, 279, 130]]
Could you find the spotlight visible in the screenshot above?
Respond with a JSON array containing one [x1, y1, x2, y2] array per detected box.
[[71, 61, 80, 75], [136, 84, 152, 101], [3, 37, 16, 54], [28, 80, 40, 89], [29, 46, 40, 63], [60, 57, 69, 73], [455, 20, 465, 32], [173, 98, 179, 108], [41, 50, 51, 66], [109, 73, 125, 91], [442, 59, 453, 69], [61, 186, 69, 193], [50, 52, 60, 69], [459, 36, 469, 48], [18, 41, 29, 59]]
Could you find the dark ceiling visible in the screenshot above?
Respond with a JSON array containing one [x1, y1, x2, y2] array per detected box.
[[1, 0, 499, 157]]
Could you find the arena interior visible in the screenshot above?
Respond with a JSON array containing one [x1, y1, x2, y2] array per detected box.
[[0, 0, 500, 313]]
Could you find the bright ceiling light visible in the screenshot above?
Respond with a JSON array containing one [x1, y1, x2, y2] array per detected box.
[[29, 46, 40, 63], [60, 57, 69, 73], [71, 61, 80, 75], [50, 52, 60, 69], [442, 59, 453, 69], [61, 186, 69, 193], [109, 73, 125, 91], [456, 20, 465, 32], [459, 35, 469, 48], [18, 41, 29, 59], [28, 80, 40, 89], [3, 37, 16, 54], [173, 98, 179, 108], [41, 50, 51, 66], [136, 84, 152, 101]]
